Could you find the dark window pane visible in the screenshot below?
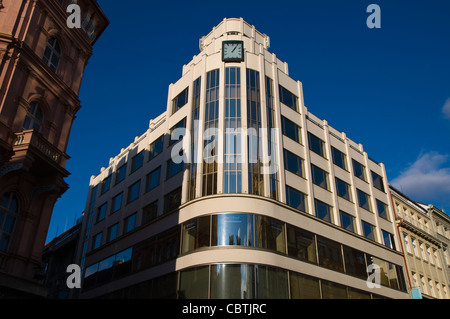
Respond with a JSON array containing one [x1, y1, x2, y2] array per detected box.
[[115, 164, 127, 184], [357, 189, 371, 211], [315, 199, 333, 223], [362, 221, 376, 241], [284, 150, 303, 177], [256, 216, 286, 253], [371, 171, 385, 192], [256, 265, 288, 299], [142, 200, 158, 224], [178, 266, 209, 299], [340, 211, 355, 233], [331, 147, 347, 170], [377, 200, 389, 220], [149, 136, 164, 160], [182, 216, 211, 253], [317, 236, 344, 272], [287, 225, 317, 264], [211, 264, 255, 299], [97, 203, 107, 222], [308, 133, 325, 158], [352, 160, 366, 181], [336, 178, 351, 201], [279, 85, 298, 111], [286, 186, 307, 213], [164, 187, 182, 213], [172, 87, 189, 114], [281, 117, 301, 143], [311, 165, 329, 190], [343, 246, 367, 279], [112, 193, 123, 213], [146, 167, 161, 191], [131, 152, 144, 173], [321, 280, 348, 299], [127, 180, 141, 203]]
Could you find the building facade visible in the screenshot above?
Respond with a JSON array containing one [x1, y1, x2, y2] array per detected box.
[[76, 18, 409, 299], [390, 186, 450, 299], [0, 0, 107, 298]]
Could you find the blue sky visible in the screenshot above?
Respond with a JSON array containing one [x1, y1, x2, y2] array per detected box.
[[46, 0, 450, 241]]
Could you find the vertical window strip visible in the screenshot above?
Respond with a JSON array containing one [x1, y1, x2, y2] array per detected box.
[[266, 77, 279, 200], [188, 77, 201, 200], [247, 69, 264, 195], [224, 67, 242, 193]]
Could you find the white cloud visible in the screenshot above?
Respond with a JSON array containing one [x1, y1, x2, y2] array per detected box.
[[443, 98, 450, 119], [391, 151, 450, 208]]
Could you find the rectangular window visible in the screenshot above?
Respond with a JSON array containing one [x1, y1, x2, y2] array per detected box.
[[164, 187, 182, 214], [127, 180, 141, 203], [167, 159, 184, 179], [362, 221, 376, 241], [179, 266, 209, 299], [169, 118, 186, 146], [321, 280, 348, 299], [101, 175, 111, 194], [149, 135, 164, 160], [376, 199, 389, 220], [111, 193, 123, 213], [281, 116, 301, 144], [279, 85, 298, 112], [142, 200, 158, 225], [92, 232, 102, 250], [343, 246, 367, 279], [131, 151, 144, 173], [107, 224, 118, 242], [96, 202, 107, 222], [172, 87, 189, 114], [115, 163, 127, 185], [308, 133, 326, 158], [290, 272, 321, 299], [188, 77, 201, 201], [266, 76, 279, 201], [287, 225, 317, 264], [340, 211, 355, 233], [124, 213, 136, 234], [382, 230, 395, 249], [286, 186, 307, 213], [283, 149, 304, 177], [371, 171, 385, 192], [335, 177, 352, 201], [181, 216, 211, 253], [357, 189, 372, 211], [311, 164, 329, 190], [314, 199, 333, 223], [331, 146, 347, 170], [317, 236, 344, 272], [352, 159, 366, 181], [256, 215, 286, 253], [146, 166, 161, 191]]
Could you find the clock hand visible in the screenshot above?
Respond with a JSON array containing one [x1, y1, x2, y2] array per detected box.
[[232, 45, 238, 53]]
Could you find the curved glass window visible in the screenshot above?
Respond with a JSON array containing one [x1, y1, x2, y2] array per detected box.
[[0, 192, 19, 251], [212, 214, 254, 247], [211, 264, 255, 299], [255, 215, 286, 253]]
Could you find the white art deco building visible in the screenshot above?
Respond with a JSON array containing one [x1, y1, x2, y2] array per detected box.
[[75, 18, 410, 299]]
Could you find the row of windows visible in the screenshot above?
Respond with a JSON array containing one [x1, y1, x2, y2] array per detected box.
[[411, 271, 448, 299], [95, 264, 391, 300], [84, 212, 406, 294], [91, 187, 181, 251], [403, 233, 442, 267], [284, 185, 395, 249], [180, 212, 405, 292]]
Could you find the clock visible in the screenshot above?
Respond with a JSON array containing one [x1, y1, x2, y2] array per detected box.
[[222, 40, 244, 62]]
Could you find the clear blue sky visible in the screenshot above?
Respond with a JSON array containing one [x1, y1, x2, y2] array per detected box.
[[46, 0, 450, 242]]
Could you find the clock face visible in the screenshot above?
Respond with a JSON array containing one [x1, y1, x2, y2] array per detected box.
[[222, 41, 244, 62]]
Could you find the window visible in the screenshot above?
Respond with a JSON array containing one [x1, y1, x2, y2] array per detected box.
[[127, 180, 141, 203], [279, 85, 298, 111], [111, 193, 123, 213], [287, 225, 317, 264], [256, 265, 289, 299], [362, 221, 376, 241], [107, 224, 118, 242], [403, 233, 411, 254], [256, 215, 286, 253], [311, 165, 329, 190], [315, 199, 333, 223], [188, 77, 201, 201], [283, 150, 304, 177], [281, 116, 301, 144], [179, 266, 209, 299], [340, 211, 355, 233], [335, 178, 351, 201], [266, 77, 279, 200], [352, 159, 366, 181], [357, 189, 372, 211], [96, 202, 107, 222], [371, 171, 385, 192], [142, 200, 158, 225], [427, 246, 434, 264], [115, 163, 127, 185], [290, 272, 321, 299], [308, 133, 326, 158], [286, 186, 307, 213], [124, 213, 136, 234], [224, 67, 242, 194], [331, 146, 347, 170], [0, 192, 19, 252], [412, 238, 419, 257], [433, 249, 441, 267], [419, 241, 426, 260], [131, 151, 144, 173], [343, 246, 367, 279], [211, 264, 255, 299], [92, 232, 102, 250], [146, 166, 161, 191], [212, 214, 254, 247], [164, 187, 182, 213], [172, 87, 189, 114], [23, 102, 43, 132], [376, 200, 389, 220], [181, 216, 211, 253], [166, 158, 183, 179], [321, 280, 348, 299], [169, 118, 186, 146], [101, 175, 111, 194], [317, 236, 344, 272], [382, 230, 395, 250], [43, 37, 61, 72], [149, 135, 164, 160]]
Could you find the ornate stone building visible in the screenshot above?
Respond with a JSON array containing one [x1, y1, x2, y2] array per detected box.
[[0, 0, 107, 298]]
